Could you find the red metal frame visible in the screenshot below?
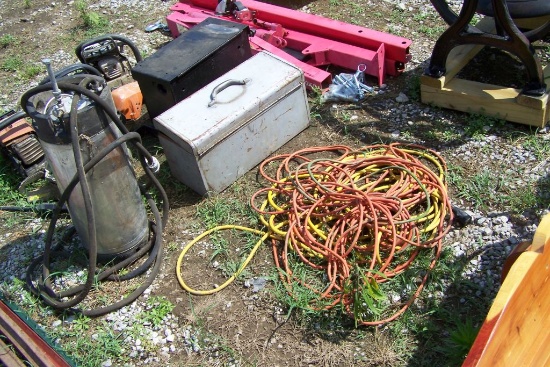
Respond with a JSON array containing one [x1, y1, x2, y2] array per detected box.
[[166, 0, 412, 87]]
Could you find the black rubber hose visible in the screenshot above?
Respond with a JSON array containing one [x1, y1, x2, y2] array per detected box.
[[0, 110, 27, 131], [39, 63, 102, 85], [22, 79, 168, 316], [75, 34, 143, 64], [0, 203, 67, 213]]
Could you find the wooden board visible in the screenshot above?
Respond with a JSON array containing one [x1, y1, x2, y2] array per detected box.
[[420, 17, 550, 128], [421, 75, 549, 127], [463, 214, 550, 366]]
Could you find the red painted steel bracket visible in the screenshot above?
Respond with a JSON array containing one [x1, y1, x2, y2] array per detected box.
[[166, 0, 412, 88]]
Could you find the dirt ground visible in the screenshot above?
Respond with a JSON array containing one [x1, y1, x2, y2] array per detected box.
[[1, 0, 549, 366]]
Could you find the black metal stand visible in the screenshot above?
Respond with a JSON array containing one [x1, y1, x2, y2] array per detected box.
[[426, 0, 550, 96]]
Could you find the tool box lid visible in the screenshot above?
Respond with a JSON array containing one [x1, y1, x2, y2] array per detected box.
[[154, 51, 304, 157]]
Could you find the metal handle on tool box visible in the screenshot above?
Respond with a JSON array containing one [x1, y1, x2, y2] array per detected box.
[[208, 79, 249, 107]]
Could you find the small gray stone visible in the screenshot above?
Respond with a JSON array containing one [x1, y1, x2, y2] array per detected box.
[[395, 92, 409, 103]]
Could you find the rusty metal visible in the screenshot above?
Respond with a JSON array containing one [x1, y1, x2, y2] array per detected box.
[[426, 0, 550, 96], [0, 299, 72, 367]]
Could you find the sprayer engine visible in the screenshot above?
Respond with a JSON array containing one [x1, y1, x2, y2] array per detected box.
[[75, 35, 140, 87], [0, 110, 46, 184]]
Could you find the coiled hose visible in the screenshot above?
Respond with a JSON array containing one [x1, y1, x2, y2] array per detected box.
[[21, 78, 169, 317], [177, 143, 453, 326]]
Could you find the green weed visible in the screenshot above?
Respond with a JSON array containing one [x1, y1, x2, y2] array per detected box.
[[448, 166, 504, 210], [390, 9, 406, 23], [139, 295, 175, 327], [516, 131, 550, 160], [56, 321, 125, 367], [0, 279, 49, 318], [20, 63, 42, 80], [75, 0, 109, 31], [439, 319, 480, 366], [308, 86, 324, 111], [464, 113, 504, 140], [0, 34, 16, 48], [343, 267, 388, 327], [269, 257, 329, 318], [419, 24, 446, 38], [0, 57, 41, 81], [1, 56, 23, 72], [408, 74, 421, 101], [195, 194, 255, 228]]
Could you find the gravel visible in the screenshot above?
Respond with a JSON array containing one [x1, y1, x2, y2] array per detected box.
[[1, 0, 549, 365]]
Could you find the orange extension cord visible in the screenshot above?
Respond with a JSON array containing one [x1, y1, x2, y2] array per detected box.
[[250, 143, 453, 326]]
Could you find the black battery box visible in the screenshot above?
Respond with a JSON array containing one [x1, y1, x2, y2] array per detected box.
[[132, 17, 252, 119]]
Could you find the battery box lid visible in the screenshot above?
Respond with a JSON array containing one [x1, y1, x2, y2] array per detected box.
[[154, 51, 305, 157], [132, 17, 250, 81]]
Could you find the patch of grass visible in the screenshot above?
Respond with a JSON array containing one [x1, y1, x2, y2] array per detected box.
[[210, 232, 229, 260], [308, 86, 325, 112], [400, 130, 413, 140], [0, 57, 41, 81], [344, 267, 388, 327], [20, 63, 42, 80], [23, 0, 32, 8], [1, 56, 23, 72], [425, 128, 461, 143], [75, 0, 109, 32], [385, 246, 488, 366], [0, 279, 51, 319], [220, 259, 252, 280], [413, 12, 429, 22], [0, 34, 16, 48], [0, 154, 28, 208], [504, 175, 550, 213], [206, 228, 262, 280], [448, 165, 504, 210], [464, 113, 505, 140], [441, 319, 480, 366], [196, 197, 234, 228], [166, 240, 179, 252], [503, 183, 539, 213], [139, 295, 175, 327], [269, 255, 330, 319], [390, 9, 406, 23], [51, 320, 126, 367], [448, 152, 550, 213], [515, 130, 550, 160], [419, 24, 446, 38], [195, 194, 256, 228], [407, 74, 421, 102]]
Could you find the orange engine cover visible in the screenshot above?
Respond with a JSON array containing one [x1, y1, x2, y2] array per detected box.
[[0, 119, 34, 145], [111, 81, 143, 121]]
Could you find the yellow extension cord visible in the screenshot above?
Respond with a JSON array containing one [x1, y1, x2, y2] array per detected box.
[[176, 225, 270, 295], [176, 145, 450, 301]]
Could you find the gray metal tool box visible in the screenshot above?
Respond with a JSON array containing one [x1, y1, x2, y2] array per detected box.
[[131, 17, 252, 119], [154, 51, 310, 196]]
